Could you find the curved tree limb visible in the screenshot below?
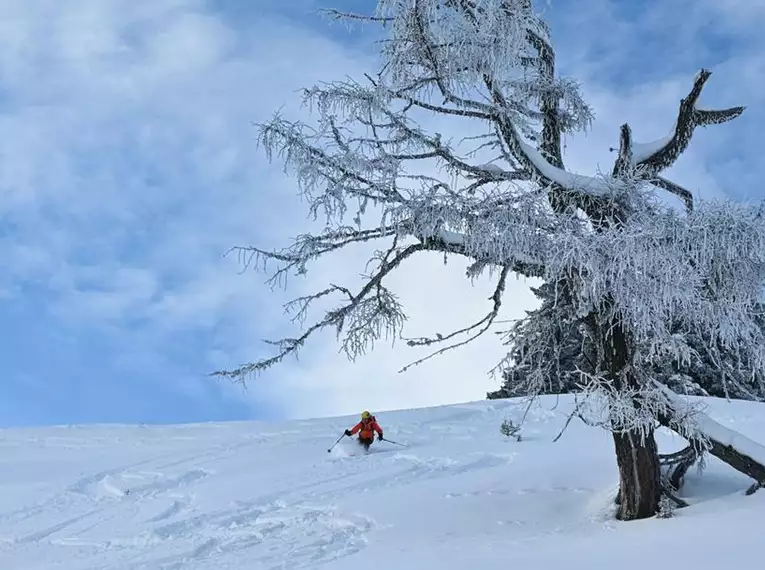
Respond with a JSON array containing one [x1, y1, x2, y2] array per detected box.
[[652, 176, 694, 213], [634, 69, 744, 175], [212, 242, 425, 381], [659, 444, 699, 490], [611, 70, 742, 212], [399, 263, 512, 372]]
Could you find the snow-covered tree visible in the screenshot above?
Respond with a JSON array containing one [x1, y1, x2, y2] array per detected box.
[[487, 292, 765, 402], [651, 306, 765, 401], [217, 0, 765, 520], [487, 281, 588, 399]]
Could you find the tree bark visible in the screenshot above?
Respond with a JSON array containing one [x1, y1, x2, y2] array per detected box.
[[704, 439, 765, 484], [599, 307, 662, 520], [612, 427, 662, 520]]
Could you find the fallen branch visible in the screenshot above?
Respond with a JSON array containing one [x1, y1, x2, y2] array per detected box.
[[656, 383, 765, 491], [659, 444, 700, 491]]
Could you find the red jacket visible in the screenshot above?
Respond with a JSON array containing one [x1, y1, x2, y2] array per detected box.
[[350, 417, 383, 439]]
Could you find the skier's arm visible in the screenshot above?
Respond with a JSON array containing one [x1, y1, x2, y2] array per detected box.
[[348, 422, 362, 435], [374, 423, 383, 437]]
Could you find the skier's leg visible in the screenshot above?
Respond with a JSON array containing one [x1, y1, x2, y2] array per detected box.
[[359, 436, 372, 451]]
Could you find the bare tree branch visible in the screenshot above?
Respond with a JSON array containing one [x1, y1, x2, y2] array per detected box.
[[399, 263, 512, 372], [631, 69, 745, 176], [612, 124, 633, 178], [320, 8, 394, 24], [652, 176, 694, 213], [212, 242, 426, 381]]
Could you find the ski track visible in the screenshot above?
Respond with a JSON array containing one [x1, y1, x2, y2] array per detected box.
[[0, 406, 525, 568], [1, 397, 763, 568], [2, 403, 544, 568]]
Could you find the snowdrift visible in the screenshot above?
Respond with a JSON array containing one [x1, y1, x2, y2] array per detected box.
[[1, 395, 764, 569]]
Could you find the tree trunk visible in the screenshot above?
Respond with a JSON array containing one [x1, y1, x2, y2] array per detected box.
[[598, 305, 662, 520], [613, 427, 662, 520]]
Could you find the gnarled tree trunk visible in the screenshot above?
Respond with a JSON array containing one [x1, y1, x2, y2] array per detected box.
[[599, 308, 662, 520], [613, 427, 661, 519]]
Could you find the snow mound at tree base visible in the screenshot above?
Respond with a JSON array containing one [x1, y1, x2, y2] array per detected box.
[[1, 395, 763, 569]]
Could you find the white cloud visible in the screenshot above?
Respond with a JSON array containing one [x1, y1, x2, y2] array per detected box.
[[1, 0, 763, 425], [263, 254, 542, 419], [0, 1, 376, 417]]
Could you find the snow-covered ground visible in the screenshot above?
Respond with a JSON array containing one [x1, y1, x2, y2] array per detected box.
[[1, 395, 764, 569]]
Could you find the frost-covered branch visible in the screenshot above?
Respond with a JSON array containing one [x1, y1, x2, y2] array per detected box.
[[421, 228, 547, 279], [321, 8, 394, 24], [213, 242, 425, 381], [652, 176, 694, 213], [377, 0, 610, 214], [612, 69, 744, 211], [400, 263, 512, 371], [228, 224, 402, 288], [608, 70, 743, 214], [632, 70, 744, 174]]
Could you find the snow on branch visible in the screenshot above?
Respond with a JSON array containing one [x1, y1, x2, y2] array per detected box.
[[655, 381, 765, 486], [633, 70, 744, 174], [518, 137, 616, 197], [612, 69, 744, 211], [374, 0, 609, 209]]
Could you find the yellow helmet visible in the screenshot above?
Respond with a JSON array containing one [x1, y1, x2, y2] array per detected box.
[[361, 410, 371, 420]]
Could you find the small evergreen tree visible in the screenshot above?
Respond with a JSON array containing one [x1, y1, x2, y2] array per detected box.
[[488, 300, 765, 402], [487, 281, 588, 399]]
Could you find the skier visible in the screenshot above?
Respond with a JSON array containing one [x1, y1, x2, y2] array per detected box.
[[345, 411, 384, 451]]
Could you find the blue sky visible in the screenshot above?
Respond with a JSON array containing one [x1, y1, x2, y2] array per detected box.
[[0, 0, 763, 427]]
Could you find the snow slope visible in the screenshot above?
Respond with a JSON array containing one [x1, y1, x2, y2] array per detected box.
[[1, 395, 764, 569]]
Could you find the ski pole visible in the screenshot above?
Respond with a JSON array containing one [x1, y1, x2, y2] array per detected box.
[[327, 433, 346, 453], [381, 437, 407, 447]]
